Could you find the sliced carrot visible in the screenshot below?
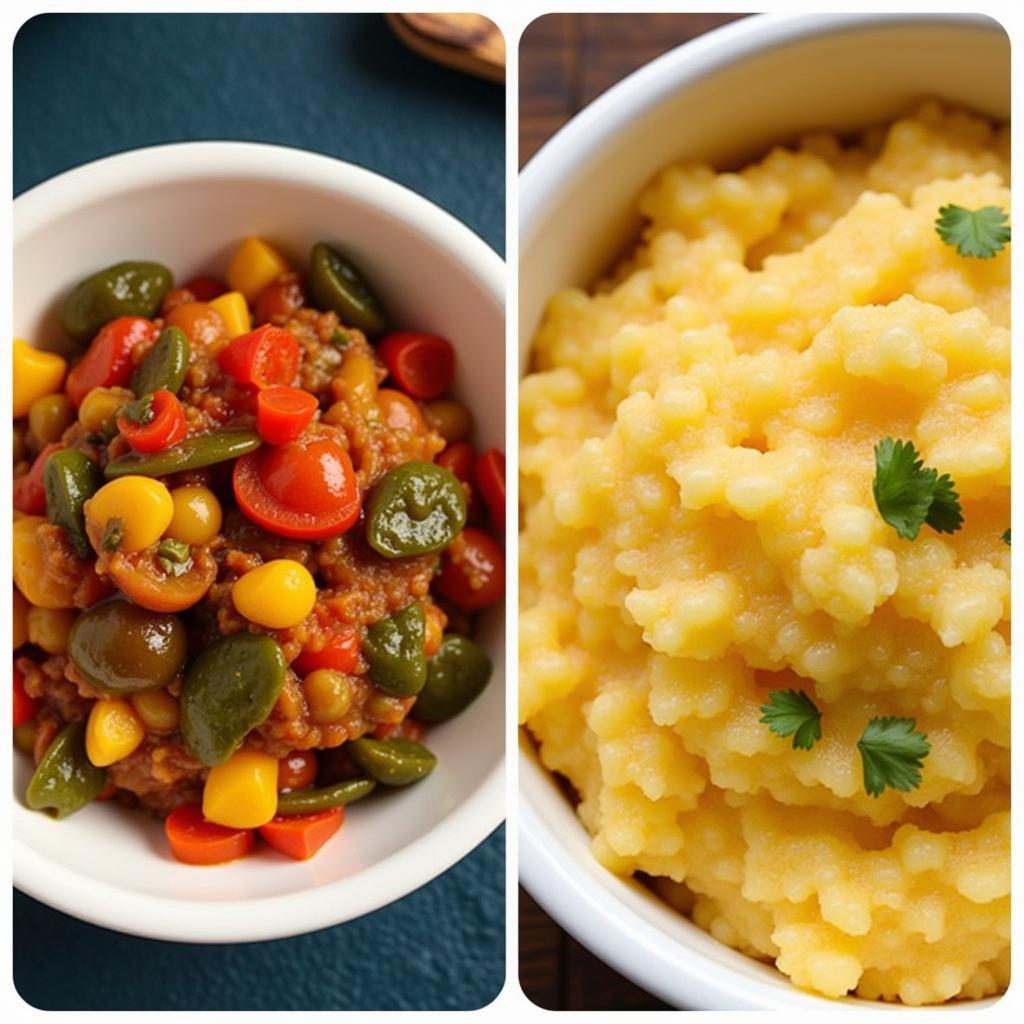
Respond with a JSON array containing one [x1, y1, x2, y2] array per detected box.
[[165, 803, 255, 865], [259, 808, 345, 860]]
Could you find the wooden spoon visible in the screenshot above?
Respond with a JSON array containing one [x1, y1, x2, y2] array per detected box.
[[386, 13, 505, 83]]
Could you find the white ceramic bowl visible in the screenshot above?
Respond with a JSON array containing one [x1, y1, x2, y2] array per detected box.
[[14, 142, 505, 942], [519, 13, 1008, 1010]]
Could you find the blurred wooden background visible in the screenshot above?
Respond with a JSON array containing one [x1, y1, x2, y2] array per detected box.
[[517, 12, 744, 1011], [519, 12, 747, 167]]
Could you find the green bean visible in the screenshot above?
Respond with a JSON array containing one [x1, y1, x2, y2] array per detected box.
[[349, 737, 436, 786], [105, 429, 261, 478], [132, 325, 190, 396], [276, 778, 376, 815]]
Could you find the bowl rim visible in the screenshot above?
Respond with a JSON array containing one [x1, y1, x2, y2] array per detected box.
[[518, 10, 1004, 1010], [14, 140, 506, 943]]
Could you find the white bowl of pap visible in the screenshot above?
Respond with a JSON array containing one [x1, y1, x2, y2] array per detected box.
[[519, 13, 1009, 1009]]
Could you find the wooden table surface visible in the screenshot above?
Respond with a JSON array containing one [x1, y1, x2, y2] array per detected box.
[[517, 13, 745, 1010]]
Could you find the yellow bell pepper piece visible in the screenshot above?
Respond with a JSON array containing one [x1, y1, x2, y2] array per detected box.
[[227, 237, 290, 303], [13, 588, 30, 648], [203, 749, 279, 828], [13, 517, 76, 609], [85, 476, 174, 553], [13, 339, 67, 418], [166, 485, 223, 545], [208, 291, 252, 339], [231, 558, 316, 629], [26, 606, 77, 654], [86, 698, 145, 767]]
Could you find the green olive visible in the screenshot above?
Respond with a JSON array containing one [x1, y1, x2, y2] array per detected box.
[[365, 462, 466, 558], [308, 242, 387, 337], [132, 325, 191, 397], [61, 260, 173, 345], [26, 721, 107, 818], [349, 736, 436, 786], [181, 633, 286, 766], [44, 448, 103, 559], [362, 602, 427, 696], [69, 599, 187, 694], [415, 634, 492, 722], [275, 777, 376, 815]]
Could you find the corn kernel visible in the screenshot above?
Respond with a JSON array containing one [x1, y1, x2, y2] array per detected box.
[[203, 748, 278, 828], [166, 485, 223, 545], [85, 476, 174, 553], [232, 559, 316, 629], [227, 237, 290, 303], [131, 689, 181, 733], [86, 698, 145, 767], [208, 291, 252, 339], [13, 339, 67, 418]]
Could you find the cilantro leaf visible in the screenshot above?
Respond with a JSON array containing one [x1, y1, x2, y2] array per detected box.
[[935, 204, 1010, 259], [873, 438, 962, 540], [759, 689, 822, 750], [1002, 528, 1011, 546], [857, 717, 930, 797]]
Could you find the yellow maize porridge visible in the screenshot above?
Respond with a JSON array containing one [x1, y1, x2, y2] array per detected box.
[[519, 102, 1009, 1004]]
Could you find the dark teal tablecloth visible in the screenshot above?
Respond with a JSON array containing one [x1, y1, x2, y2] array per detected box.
[[13, 13, 505, 1011]]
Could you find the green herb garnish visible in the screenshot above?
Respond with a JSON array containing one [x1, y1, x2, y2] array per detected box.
[[119, 395, 155, 426], [156, 537, 191, 575], [935, 204, 1010, 258], [759, 689, 822, 751], [873, 438, 962, 540], [101, 518, 125, 552], [858, 717, 930, 797]]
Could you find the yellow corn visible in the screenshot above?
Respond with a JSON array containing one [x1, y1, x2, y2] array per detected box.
[[13, 588, 30, 648], [78, 386, 132, 433], [13, 339, 67, 418], [26, 606, 77, 654], [86, 698, 145, 767], [227, 237, 290, 303], [208, 291, 251, 339], [202, 749, 278, 828], [131, 689, 181, 733], [166, 485, 223, 545], [13, 517, 76, 609], [85, 476, 174, 553], [335, 349, 378, 404], [231, 559, 316, 629]]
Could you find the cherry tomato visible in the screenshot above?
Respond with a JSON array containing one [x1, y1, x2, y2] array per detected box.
[[256, 386, 318, 445], [278, 750, 319, 792], [377, 332, 455, 400], [437, 442, 475, 484], [376, 389, 425, 433], [183, 276, 228, 302], [13, 662, 38, 727], [218, 325, 299, 389], [66, 316, 159, 407], [475, 448, 505, 534], [436, 527, 505, 611], [165, 804, 254, 865], [254, 272, 305, 325], [166, 301, 227, 348], [233, 434, 360, 540], [116, 389, 187, 453], [13, 442, 63, 515]]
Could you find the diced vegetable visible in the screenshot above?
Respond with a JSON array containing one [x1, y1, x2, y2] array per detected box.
[[233, 435, 359, 540], [437, 441, 475, 483], [218, 324, 299, 388], [436, 527, 505, 610], [65, 316, 159, 407], [13, 662, 38, 726], [349, 736, 436, 786], [44, 448, 103, 559], [475, 447, 505, 534], [259, 808, 344, 860], [69, 598, 187, 694], [77, 386, 131, 435], [28, 393, 74, 446], [26, 607, 76, 655], [85, 476, 174, 553], [254, 271, 305, 325], [85, 698, 145, 766], [423, 398, 472, 443], [12, 516, 77, 609], [116, 390, 188, 453], [165, 301, 228, 347], [231, 559, 316, 629], [131, 689, 180, 733], [365, 462, 466, 558], [165, 803, 254, 865], [376, 389, 425, 433], [181, 633, 286, 766], [14, 442, 63, 515], [26, 721, 106, 818], [182, 277, 227, 302], [292, 624, 360, 675], [377, 331, 455, 400], [227, 237, 290, 303], [13, 340, 67, 418], [277, 749, 318, 792], [362, 602, 427, 696], [308, 242, 387, 337], [202, 748, 279, 829], [208, 290, 252, 339], [131, 325, 191, 397], [105, 428, 261, 479], [415, 634, 492, 722], [61, 261, 172, 345], [105, 547, 217, 613], [256, 385, 318, 445], [275, 777, 375, 815], [302, 669, 353, 724]]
